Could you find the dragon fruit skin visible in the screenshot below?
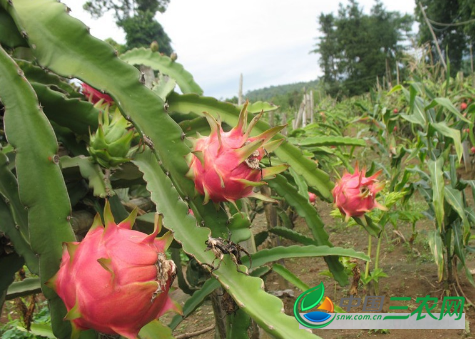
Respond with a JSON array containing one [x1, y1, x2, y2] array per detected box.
[[187, 101, 288, 204], [81, 83, 114, 105], [88, 108, 136, 168], [332, 165, 386, 221], [47, 204, 181, 339]]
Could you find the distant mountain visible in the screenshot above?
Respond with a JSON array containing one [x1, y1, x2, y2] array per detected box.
[[244, 79, 320, 102]]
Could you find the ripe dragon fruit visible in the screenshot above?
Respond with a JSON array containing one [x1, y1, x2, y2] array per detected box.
[[46, 203, 181, 339], [82, 83, 114, 105], [332, 164, 387, 221], [186, 101, 288, 204]]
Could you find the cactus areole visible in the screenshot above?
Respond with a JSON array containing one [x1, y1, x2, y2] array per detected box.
[[332, 164, 387, 221], [187, 101, 288, 204], [47, 203, 181, 339]]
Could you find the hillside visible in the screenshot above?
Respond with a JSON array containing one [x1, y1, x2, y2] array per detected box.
[[244, 79, 320, 102]]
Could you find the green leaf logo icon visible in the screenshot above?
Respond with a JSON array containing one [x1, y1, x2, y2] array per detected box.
[[300, 282, 325, 311]]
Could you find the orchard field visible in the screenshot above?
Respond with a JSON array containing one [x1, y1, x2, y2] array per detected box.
[[0, 1, 474, 339]]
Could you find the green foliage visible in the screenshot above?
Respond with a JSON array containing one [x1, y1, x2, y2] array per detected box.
[[0, 154, 38, 273], [6, 278, 41, 300], [118, 10, 172, 53], [104, 38, 127, 54], [83, 0, 170, 21], [415, 0, 475, 74], [0, 41, 75, 338], [120, 48, 202, 94], [374, 69, 475, 289], [313, 0, 413, 97], [138, 320, 175, 339], [0, 5, 26, 48], [84, 0, 172, 54], [272, 263, 310, 292], [268, 175, 347, 284], [1, 300, 52, 339]]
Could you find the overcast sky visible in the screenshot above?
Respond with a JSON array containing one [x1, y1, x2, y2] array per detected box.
[[62, 0, 417, 99]]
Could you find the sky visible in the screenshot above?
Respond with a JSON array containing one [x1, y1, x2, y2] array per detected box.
[[62, 0, 417, 99]]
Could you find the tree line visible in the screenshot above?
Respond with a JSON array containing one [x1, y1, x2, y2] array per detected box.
[[312, 0, 413, 98], [313, 0, 475, 98], [81, 0, 475, 100]]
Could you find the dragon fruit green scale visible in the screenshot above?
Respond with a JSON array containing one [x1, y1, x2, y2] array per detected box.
[[88, 108, 136, 168], [46, 203, 181, 339], [332, 164, 387, 221], [187, 101, 289, 204]]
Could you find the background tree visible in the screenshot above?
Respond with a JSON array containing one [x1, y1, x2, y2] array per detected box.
[[415, 0, 475, 75], [312, 13, 340, 97], [118, 11, 172, 53], [84, 0, 173, 53], [313, 0, 413, 97]]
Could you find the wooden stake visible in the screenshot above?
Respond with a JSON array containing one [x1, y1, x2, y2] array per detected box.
[[269, 111, 275, 127], [386, 58, 392, 88], [470, 43, 474, 88], [310, 90, 314, 124], [418, 2, 447, 71], [295, 102, 305, 129], [282, 112, 287, 136], [238, 73, 243, 105], [396, 61, 400, 85]]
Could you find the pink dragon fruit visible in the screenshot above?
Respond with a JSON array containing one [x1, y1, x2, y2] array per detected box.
[[46, 203, 181, 339], [187, 101, 288, 204], [332, 164, 386, 221], [308, 192, 317, 203], [82, 83, 114, 105]]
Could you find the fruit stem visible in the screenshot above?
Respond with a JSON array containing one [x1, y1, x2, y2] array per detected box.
[[374, 235, 382, 295], [375, 235, 382, 271], [365, 234, 372, 281]]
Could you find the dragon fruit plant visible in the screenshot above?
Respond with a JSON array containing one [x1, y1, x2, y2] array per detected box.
[[332, 164, 386, 221], [46, 203, 181, 339], [187, 101, 288, 204], [0, 1, 357, 339], [331, 164, 388, 294]]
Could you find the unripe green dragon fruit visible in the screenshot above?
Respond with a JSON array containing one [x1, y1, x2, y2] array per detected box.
[[187, 101, 288, 204], [332, 164, 387, 221], [88, 108, 136, 168], [150, 40, 159, 52], [46, 203, 181, 339]]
